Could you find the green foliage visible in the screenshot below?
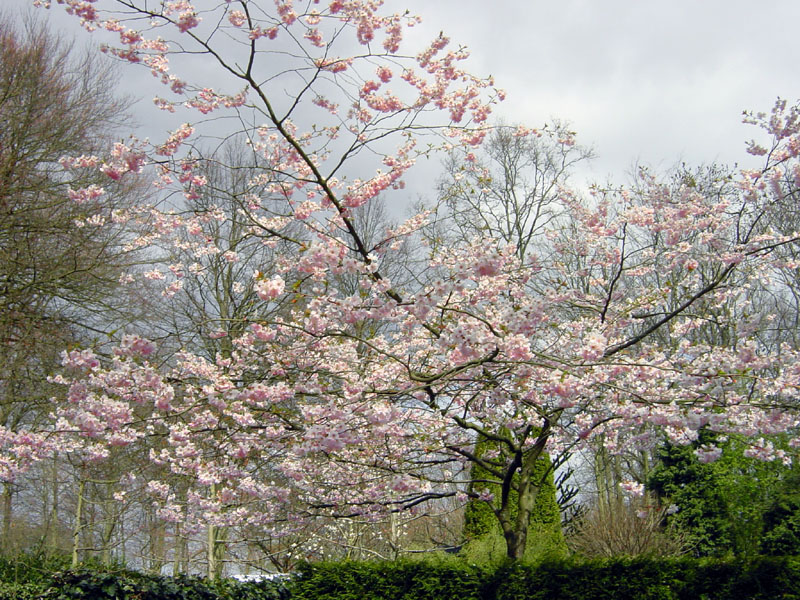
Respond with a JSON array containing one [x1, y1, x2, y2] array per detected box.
[[648, 439, 733, 557], [290, 560, 486, 600], [5, 553, 800, 600], [0, 553, 288, 600], [462, 434, 565, 562], [0, 580, 43, 600], [42, 570, 216, 599], [712, 438, 798, 557], [0, 552, 72, 587], [458, 530, 507, 566], [214, 577, 291, 600], [459, 524, 565, 566], [761, 473, 800, 556], [491, 556, 800, 600], [648, 431, 800, 558], [289, 557, 800, 600], [491, 557, 685, 600]]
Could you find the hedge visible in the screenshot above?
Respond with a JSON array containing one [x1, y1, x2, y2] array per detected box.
[[0, 554, 289, 600], [293, 556, 800, 600], [289, 560, 486, 600], [3, 553, 800, 599]]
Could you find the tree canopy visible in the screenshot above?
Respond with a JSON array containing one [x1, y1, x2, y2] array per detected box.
[[3, 1, 800, 566]]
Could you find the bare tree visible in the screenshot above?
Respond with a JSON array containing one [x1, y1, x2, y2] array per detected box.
[[0, 12, 144, 555], [429, 121, 593, 262]]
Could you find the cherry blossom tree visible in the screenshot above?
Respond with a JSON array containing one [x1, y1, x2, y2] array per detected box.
[[6, 0, 800, 564]]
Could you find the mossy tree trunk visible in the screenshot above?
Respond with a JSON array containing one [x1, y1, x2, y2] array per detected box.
[[463, 424, 564, 561]]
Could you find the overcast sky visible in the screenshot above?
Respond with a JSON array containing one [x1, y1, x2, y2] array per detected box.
[[8, 0, 800, 184], [406, 0, 800, 182]]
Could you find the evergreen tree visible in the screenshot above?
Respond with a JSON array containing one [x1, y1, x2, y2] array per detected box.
[[648, 431, 799, 557], [760, 470, 800, 555], [647, 434, 733, 557]]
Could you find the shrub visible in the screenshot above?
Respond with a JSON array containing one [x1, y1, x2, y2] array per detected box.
[[0, 553, 289, 600], [0, 551, 72, 585], [566, 496, 689, 558], [289, 560, 485, 600]]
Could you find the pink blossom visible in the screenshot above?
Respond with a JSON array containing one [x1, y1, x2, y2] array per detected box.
[[25, 0, 800, 556], [580, 332, 606, 361], [114, 335, 157, 358], [304, 28, 325, 47], [144, 269, 166, 281], [68, 185, 105, 204], [314, 57, 352, 72], [275, 0, 297, 25], [156, 123, 194, 156], [620, 480, 644, 497], [255, 275, 285, 301], [61, 349, 100, 371], [251, 323, 277, 342], [376, 66, 393, 83], [743, 438, 776, 461], [695, 445, 723, 463], [228, 10, 247, 27]]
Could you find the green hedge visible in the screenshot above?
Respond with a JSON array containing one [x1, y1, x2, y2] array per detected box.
[[292, 557, 800, 600], [290, 560, 486, 600], [3, 554, 800, 599], [38, 570, 288, 600], [0, 554, 288, 600]]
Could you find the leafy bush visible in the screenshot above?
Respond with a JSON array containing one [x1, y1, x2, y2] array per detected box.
[[214, 576, 290, 600], [491, 556, 800, 600], [36, 570, 290, 600], [490, 557, 684, 600], [0, 552, 72, 587], [0, 553, 289, 600], [0, 581, 43, 600], [3, 552, 800, 599], [462, 434, 566, 564], [647, 434, 734, 557], [42, 570, 219, 600], [761, 490, 800, 556], [648, 432, 800, 559], [289, 560, 486, 600], [288, 556, 800, 600], [0, 552, 73, 600]]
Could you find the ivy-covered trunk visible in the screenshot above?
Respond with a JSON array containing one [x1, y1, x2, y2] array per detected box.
[[463, 426, 565, 561]]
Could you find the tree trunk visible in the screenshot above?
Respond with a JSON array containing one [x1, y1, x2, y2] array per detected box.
[[148, 507, 166, 575], [206, 484, 227, 580], [1, 483, 12, 553], [497, 426, 552, 561], [47, 456, 60, 554], [207, 522, 227, 580], [172, 523, 185, 577], [100, 491, 117, 566], [71, 477, 85, 568], [212, 526, 227, 579], [501, 469, 536, 561]]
